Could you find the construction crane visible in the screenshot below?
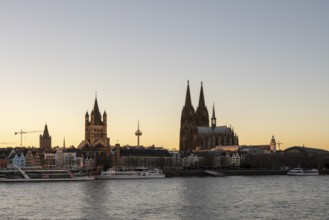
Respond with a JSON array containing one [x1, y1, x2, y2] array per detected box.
[[14, 130, 42, 147], [277, 141, 283, 150]]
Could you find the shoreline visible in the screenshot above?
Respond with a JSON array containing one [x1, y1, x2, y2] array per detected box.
[[163, 169, 329, 177]]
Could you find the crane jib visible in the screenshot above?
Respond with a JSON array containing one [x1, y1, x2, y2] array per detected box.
[[14, 130, 42, 147]]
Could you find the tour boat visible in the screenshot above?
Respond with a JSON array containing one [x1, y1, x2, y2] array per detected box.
[[97, 167, 165, 179], [0, 165, 95, 182], [287, 168, 319, 176]]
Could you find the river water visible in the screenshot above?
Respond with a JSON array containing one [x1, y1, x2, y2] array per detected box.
[[1, 176, 329, 220]]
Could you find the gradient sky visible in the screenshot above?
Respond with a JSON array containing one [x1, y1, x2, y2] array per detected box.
[[1, 1, 328, 150]]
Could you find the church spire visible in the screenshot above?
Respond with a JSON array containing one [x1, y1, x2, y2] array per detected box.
[[91, 95, 102, 125], [198, 81, 206, 108], [184, 80, 193, 107], [195, 81, 209, 127], [43, 124, 50, 138], [211, 103, 216, 129]]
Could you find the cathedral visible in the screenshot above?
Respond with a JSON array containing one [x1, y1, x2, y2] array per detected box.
[[179, 81, 239, 153]]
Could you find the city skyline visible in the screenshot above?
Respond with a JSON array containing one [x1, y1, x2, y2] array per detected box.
[[1, 1, 329, 150]]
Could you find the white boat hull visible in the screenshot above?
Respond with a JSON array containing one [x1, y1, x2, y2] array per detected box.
[[287, 173, 319, 176], [97, 167, 165, 180], [287, 168, 319, 176], [96, 175, 165, 180]]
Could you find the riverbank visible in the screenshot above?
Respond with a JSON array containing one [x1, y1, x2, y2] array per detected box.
[[164, 169, 329, 177], [164, 169, 286, 177]]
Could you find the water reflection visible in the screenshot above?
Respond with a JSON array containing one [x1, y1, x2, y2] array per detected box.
[[79, 181, 111, 219], [1, 176, 329, 219]]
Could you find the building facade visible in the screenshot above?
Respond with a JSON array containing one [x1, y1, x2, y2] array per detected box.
[[179, 81, 239, 153], [84, 97, 110, 147], [8, 149, 26, 168], [25, 149, 41, 168]]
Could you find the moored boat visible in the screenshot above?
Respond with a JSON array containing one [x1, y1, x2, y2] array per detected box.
[[287, 168, 319, 176], [0, 165, 95, 182], [96, 167, 165, 179], [204, 170, 225, 177]]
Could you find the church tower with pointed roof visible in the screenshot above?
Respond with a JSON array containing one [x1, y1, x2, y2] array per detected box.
[[85, 96, 110, 148], [195, 82, 209, 127], [179, 81, 196, 153], [211, 103, 216, 129], [40, 124, 51, 151]]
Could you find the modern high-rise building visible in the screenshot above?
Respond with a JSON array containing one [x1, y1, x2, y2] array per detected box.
[[179, 81, 239, 153]]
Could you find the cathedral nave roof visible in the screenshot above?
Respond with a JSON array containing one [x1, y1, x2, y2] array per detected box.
[[197, 126, 232, 135]]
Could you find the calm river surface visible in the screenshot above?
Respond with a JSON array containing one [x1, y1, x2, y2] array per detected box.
[[1, 176, 329, 220]]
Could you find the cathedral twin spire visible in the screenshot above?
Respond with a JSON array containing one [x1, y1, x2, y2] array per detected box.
[[180, 81, 239, 152], [195, 82, 209, 127], [184, 80, 193, 108], [198, 82, 206, 108], [183, 81, 215, 127]]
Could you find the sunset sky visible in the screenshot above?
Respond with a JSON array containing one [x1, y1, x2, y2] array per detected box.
[[1, 1, 328, 150]]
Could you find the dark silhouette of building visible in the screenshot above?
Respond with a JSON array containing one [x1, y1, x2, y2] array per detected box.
[[180, 81, 196, 153], [179, 81, 239, 153], [40, 124, 51, 151]]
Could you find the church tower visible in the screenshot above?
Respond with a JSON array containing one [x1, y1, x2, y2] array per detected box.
[[85, 96, 110, 147], [211, 103, 216, 129], [40, 124, 51, 151], [195, 82, 209, 127], [270, 135, 276, 152], [179, 81, 196, 153]]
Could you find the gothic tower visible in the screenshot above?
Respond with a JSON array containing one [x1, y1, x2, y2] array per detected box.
[[40, 124, 51, 151], [179, 81, 196, 153], [85, 96, 110, 147], [195, 82, 209, 127], [211, 103, 216, 129]]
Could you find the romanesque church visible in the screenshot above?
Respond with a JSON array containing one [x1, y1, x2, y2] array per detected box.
[[180, 81, 239, 153], [78, 96, 110, 149]]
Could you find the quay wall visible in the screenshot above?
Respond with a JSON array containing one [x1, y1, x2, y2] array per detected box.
[[223, 170, 287, 176], [164, 169, 287, 177], [164, 169, 329, 177], [164, 170, 207, 177]]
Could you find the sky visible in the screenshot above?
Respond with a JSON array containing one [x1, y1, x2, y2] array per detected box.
[[1, 1, 329, 150]]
